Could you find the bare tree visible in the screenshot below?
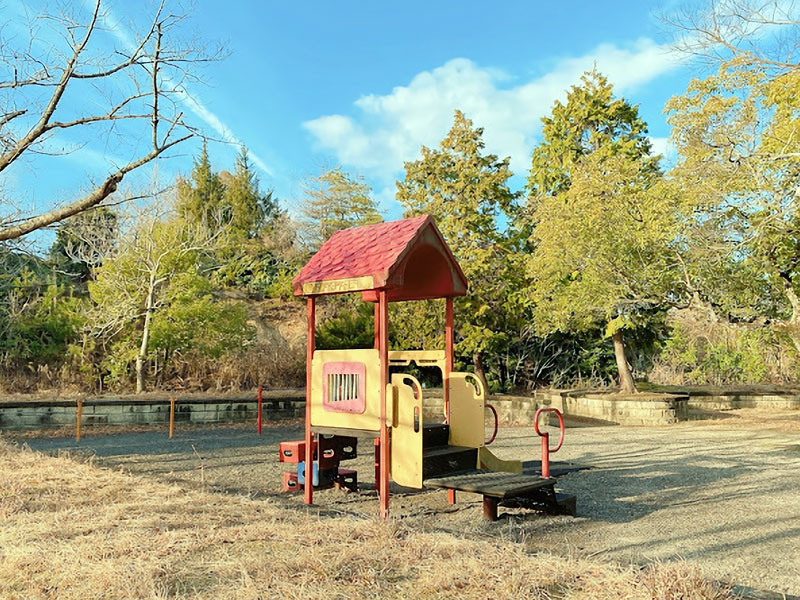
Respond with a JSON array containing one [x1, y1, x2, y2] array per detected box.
[[89, 195, 225, 393], [665, 0, 800, 71], [0, 0, 222, 242]]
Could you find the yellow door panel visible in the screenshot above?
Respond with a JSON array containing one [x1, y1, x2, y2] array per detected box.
[[389, 374, 423, 489], [448, 372, 485, 448]]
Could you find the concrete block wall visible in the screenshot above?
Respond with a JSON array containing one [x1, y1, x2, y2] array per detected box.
[[536, 390, 689, 426], [687, 393, 800, 411], [7, 386, 797, 432], [424, 388, 688, 427], [0, 394, 305, 431], [422, 393, 539, 425]]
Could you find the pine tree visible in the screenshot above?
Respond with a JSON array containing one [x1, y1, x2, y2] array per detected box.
[[525, 71, 675, 393], [397, 110, 522, 390], [176, 142, 226, 229], [300, 167, 382, 250]]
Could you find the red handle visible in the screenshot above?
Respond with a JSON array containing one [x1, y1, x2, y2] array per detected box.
[[534, 407, 564, 453], [485, 403, 498, 445]]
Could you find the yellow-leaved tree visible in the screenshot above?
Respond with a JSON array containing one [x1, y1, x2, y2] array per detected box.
[[526, 71, 685, 393]]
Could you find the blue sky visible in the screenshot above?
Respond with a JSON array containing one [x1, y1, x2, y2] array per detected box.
[[4, 0, 701, 248]]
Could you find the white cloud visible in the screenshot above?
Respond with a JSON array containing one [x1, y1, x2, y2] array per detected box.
[[648, 136, 677, 165], [304, 38, 683, 183]]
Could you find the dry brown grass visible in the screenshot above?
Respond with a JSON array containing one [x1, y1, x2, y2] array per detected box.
[[0, 439, 733, 600]]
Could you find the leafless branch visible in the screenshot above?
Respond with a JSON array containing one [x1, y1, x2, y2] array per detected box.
[[0, 133, 190, 241], [0, 0, 224, 241], [664, 0, 800, 71]]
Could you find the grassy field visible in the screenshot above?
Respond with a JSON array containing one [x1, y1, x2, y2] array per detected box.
[[0, 437, 733, 600]]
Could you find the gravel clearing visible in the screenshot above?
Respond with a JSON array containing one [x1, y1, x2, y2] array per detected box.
[[16, 409, 800, 596]]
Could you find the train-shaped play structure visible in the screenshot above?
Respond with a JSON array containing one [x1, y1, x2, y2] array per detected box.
[[279, 215, 576, 520]]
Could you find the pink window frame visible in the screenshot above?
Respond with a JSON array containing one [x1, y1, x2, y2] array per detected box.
[[322, 361, 366, 414]]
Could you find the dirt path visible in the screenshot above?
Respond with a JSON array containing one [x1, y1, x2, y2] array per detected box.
[[15, 410, 800, 596]]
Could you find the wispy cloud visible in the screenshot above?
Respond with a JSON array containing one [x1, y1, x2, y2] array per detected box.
[[89, 0, 272, 176], [304, 39, 683, 183]]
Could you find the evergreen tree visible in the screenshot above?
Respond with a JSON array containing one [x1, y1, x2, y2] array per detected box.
[[177, 146, 290, 295], [527, 69, 657, 199], [176, 142, 226, 228], [525, 71, 674, 393], [49, 207, 118, 284], [300, 167, 382, 250], [222, 147, 280, 240], [397, 110, 522, 390]]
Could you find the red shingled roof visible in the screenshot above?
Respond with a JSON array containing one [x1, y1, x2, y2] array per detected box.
[[292, 215, 467, 300]]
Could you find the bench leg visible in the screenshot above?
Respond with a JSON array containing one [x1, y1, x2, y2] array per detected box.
[[482, 496, 498, 521]]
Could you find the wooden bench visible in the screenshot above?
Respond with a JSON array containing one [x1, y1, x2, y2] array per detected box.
[[424, 469, 575, 521]]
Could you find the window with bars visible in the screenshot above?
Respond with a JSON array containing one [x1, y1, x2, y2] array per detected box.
[[322, 361, 366, 413]]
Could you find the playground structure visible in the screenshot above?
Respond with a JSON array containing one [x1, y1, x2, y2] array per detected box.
[[280, 215, 575, 520]]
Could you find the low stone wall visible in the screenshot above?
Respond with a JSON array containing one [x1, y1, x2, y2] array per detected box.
[[535, 389, 689, 426], [687, 392, 800, 412], [0, 392, 305, 431], [4, 384, 796, 432], [422, 392, 539, 425], [425, 387, 686, 426]]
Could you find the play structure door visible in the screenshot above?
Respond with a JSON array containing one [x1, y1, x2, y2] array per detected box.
[[389, 374, 424, 489], [448, 372, 485, 448]]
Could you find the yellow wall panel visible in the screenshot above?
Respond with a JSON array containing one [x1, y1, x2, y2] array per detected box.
[[310, 349, 382, 431]]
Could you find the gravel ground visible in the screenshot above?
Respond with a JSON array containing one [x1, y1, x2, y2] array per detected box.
[[14, 410, 800, 596]]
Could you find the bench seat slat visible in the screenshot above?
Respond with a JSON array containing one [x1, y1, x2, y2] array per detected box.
[[424, 469, 555, 499]]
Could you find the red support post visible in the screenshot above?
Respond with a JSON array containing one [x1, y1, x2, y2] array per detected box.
[[378, 290, 390, 518], [374, 438, 381, 490], [540, 432, 550, 479], [534, 408, 564, 480], [75, 399, 82, 442], [257, 386, 263, 435], [304, 297, 316, 506], [169, 397, 176, 439], [445, 297, 453, 423], [374, 301, 380, 350]]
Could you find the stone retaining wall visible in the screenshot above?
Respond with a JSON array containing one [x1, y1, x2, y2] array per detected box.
[[688, 393, 800, 411], [0, 393, 305, 430], [424, 388, 687, 426], [422, 393, 539, 424], [3, 385, 796, 432], [535, 389, 689, 426]]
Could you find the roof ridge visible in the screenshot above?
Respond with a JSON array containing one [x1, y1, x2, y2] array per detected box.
[[292, 214, 466, 298]]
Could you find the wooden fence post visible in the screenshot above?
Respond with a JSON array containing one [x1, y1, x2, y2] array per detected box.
[[257, 386, 263, 435], [169, 397, 176, 439], [75, 399, 83, 442]]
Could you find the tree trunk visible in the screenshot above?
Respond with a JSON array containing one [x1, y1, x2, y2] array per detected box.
[[779, 273, 800, 354], [136, 279, 156, 394], [472, 351, 490, 396], [611, 329, 637, 394]]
